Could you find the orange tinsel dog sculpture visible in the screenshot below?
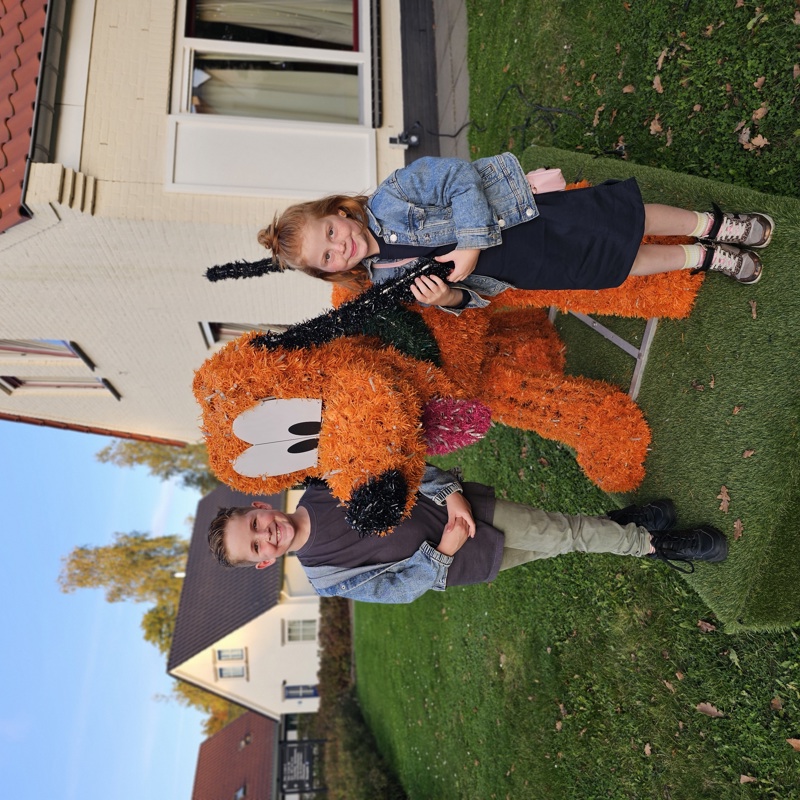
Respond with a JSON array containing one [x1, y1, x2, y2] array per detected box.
[[194, 259, 651, 537]]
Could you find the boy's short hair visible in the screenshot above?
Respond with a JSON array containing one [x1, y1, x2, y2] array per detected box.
[[208, 506, 252, 568]]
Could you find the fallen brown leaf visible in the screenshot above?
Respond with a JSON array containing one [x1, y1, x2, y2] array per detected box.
[[752, 104, 768, 121], [555, 720, 562, 731], [644, 743, 652, 756], [656, 49, 667, 71], [663, 680, 676, 693], [538, 457, 549, 467], [787, 738, 800, 751], [733, 405, 744, 415], [794, 64, 800, 81], [740, 775, 757, 784], [709, 374, 715, 389], [649, 114, 663, 134], [738, 126, 752, 146], [703, 23, 715, 37], [502, 64, 510, 73], [749, 299, 757, 319], [666, 127, 673, 146], [734, 519, 744, 540], [717, 486, 731, 513], [734, 120, 746, 133], [622, 84, 635, 93], [795, 10, 800, 25], [593, 104, 606, 127], [735, 0, 744, 6], [743, 449, 755, 458], [693, 103, 703, 112], [696, 702, 724, 718], [751, 134, 769, 148], [697, 620, 717, 633], [753, 76, 766, 90], [676, 671, 685, 681], [771, 696, 783, 711], [691, 379, 704, 391], [653, 75, 664, 94]]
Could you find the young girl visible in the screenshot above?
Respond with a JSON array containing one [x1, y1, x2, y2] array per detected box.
[[254, 153, 773, 313]]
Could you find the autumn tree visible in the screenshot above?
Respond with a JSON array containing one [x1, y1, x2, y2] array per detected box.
[[95, 440, 218, 494], [58, 531, 188, 604], [59, 531, 246, 732]]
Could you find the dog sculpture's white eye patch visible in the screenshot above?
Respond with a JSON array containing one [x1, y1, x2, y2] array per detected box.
[[232, 397, 323, 478]]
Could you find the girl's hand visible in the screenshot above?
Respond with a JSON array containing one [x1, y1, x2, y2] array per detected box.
[[437, 248, 480, 282], [410, 275, 463, 307]]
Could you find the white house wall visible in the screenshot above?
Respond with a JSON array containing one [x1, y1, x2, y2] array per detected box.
[[0, 0, 406, 442], [171, 600, 322, 719]]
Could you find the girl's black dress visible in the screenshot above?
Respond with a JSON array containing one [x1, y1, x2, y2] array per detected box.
[[375, 178, 645, 291]]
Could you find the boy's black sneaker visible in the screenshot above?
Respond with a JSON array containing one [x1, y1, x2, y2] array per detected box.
[[649, 526, 728, 573], [607, 499, 676, 532]]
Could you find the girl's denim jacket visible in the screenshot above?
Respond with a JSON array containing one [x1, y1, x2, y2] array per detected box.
[[364, 153, 538, 314], [302, 465, 462, 604]]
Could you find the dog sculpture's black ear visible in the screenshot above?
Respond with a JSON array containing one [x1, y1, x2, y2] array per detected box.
[[344, 470, 410, 538], [205, 258, 283, 282], [248, 257, 453, 354]]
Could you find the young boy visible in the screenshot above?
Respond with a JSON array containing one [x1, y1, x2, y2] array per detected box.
[[207, 467, 727, 604]]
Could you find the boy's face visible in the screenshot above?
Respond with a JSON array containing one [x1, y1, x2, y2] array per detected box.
[[224, 501, 297, 569]]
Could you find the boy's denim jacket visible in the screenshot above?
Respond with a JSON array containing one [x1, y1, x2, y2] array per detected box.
[[364, 153, 538, 315], [302, 465, 462, 604]]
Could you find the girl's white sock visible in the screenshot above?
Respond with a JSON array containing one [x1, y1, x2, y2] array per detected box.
[[689, 211, 713, 238], [679, 243, 707, 270]]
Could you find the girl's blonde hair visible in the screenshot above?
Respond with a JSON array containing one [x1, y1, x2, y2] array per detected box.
[[258, 194, 372, 291]]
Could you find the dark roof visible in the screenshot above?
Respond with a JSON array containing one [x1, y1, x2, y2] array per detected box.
[[168, 484, 283, 672], [192, 711, 278, 800], [0, 0, 46, 234]]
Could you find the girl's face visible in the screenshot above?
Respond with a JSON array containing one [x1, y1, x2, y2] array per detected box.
[[300, 213, 377, 272]]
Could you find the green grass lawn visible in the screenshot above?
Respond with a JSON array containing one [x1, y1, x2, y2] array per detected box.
[[466, 0, 800, 197], [352, 2, 800, 797], [515, 147, 800, 632]]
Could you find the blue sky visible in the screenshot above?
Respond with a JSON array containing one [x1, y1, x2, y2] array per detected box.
[[1, 420, 206, 799]]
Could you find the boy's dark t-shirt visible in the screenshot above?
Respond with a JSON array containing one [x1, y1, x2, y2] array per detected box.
[[295, 483, 504, 586]]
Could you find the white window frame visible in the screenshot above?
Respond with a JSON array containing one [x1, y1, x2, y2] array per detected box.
[[216, 647, 245, 661], [218, 665, 246, 679], [166, 0, 375, 197], [285, 619, 317, 643], [199, 322, 289, 350], [0, 339, 78, 360], [284, 684, 319, 699]]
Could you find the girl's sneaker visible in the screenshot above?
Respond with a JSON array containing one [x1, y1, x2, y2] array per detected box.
[[693, 243, 763, 285], [703, 203, 774, 249]]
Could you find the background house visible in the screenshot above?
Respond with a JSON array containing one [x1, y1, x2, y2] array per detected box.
[[191, 710, 279, 800], [168, 484, 321, 719], [0, 0, 467, 443]]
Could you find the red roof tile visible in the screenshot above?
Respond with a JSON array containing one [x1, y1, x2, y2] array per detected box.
[[0, 0, 47, 235]]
